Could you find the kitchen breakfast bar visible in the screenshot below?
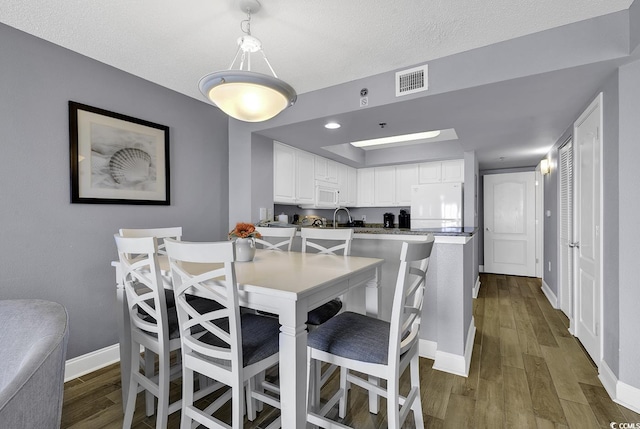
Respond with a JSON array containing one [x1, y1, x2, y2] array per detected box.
[[327, 226, 478, 377]]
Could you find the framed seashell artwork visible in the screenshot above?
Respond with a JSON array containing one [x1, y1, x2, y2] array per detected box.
[[69, 101, 170, 205]]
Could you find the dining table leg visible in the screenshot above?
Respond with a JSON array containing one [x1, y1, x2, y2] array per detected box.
[[278, 296, 310, 429]]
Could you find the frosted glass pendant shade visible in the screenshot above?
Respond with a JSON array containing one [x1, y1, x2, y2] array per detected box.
[[199, 70, 297, 122]]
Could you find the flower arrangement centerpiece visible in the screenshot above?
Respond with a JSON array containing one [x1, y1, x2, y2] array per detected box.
[[228, 222, 261, 262], [228, 222, 262, 240]]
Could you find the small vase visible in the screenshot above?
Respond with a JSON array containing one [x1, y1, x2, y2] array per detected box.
[[234, 237, 256, 262]]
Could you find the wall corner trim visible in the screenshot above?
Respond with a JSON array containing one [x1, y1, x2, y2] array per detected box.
[[599, 360, 640, 414], [432, 317, 476, 377], [473, 276, 481, 298], [419, 339, 437, 360]]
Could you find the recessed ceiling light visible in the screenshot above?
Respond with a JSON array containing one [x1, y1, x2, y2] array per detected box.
[[324, 122, 341, 129], [351, 130, 441, 147]]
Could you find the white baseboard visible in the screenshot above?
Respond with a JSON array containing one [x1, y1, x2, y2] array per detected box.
[[599, 360, 640, 414], [599, 360, 618, 399], [473, 276, 481, 299], [432, 317, 476, 377], [65, 343, 120, 382], [541, 279, 558, 309], [617, 380, 640, 414], [419, 339, 437, 360]]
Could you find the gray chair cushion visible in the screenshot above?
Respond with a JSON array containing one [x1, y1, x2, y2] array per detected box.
[[199, 313, 280, 367], [308, 311, 390, 365], [306, 298, 342, 326]]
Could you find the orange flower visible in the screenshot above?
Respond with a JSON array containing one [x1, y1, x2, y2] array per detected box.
[[228, 222, 262, 239]]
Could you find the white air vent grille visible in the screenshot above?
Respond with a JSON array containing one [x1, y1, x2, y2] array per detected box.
[[395, 64, 428, 97]]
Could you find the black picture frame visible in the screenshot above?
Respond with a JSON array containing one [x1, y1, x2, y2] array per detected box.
[[69, 101, 170, 205]]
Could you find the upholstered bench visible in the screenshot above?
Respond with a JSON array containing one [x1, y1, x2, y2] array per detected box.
[[0, 299, 69, 428]]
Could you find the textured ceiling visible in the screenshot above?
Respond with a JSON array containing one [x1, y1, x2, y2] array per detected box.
[[0, 0, 632, 99], [1, 0, 635, 170]]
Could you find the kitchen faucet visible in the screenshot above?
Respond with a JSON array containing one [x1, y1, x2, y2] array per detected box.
[[333, 207, 352, 228]]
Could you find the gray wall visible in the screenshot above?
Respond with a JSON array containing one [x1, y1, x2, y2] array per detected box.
[[618, 58, 640, 387], [0, 23, 229, 359], [601, 72, 621, 377]]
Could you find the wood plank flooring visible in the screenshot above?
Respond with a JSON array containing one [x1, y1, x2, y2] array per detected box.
[[62, 273, 640, 428]]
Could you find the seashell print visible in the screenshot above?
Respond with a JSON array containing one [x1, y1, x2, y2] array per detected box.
[[109, 148, 152, 184]]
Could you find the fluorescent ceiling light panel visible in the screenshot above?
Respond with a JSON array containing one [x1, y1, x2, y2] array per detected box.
[[350, 128, 457, 150]]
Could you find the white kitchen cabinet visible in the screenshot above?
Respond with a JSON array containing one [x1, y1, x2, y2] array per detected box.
[[418, 162, 441, 183], [357, 168, 375, 206], [347, 166, 357, 206], [273, 142, 297, 204], [296, 151, 316, 204], [336, 164, 357, 206], [419, 159, 464, 184], [441, 159, 464, 182], [314, 156, 338, 183], [395, 164, 419, 205], [374, 166, 396, 206], [337, 163, 348, 205], [273, 142, 315, 205]]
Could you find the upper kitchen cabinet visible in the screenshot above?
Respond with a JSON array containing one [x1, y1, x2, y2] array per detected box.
[[441, 159, 465, 182], [395, 164, 419, 205], [273, 142, 315, 205], [357, 168, 375, 207], [372, 164, 418, 207], [337, 163, 357, 206], [419, 159, 464, 184], [374, 166, 396, 206], [314, 156, 338, 183], [296, 151, 315, 205]]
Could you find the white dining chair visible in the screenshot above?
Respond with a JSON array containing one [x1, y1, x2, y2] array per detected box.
[[301, 228, 353, 326], [114, 235, 222, 429], [254, 226, 297, 251], [119, 227, 183, 255], [306, 235, 435, 429], [165, 238, 281, 429]]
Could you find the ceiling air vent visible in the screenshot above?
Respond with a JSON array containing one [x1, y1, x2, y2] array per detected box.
[[395, 64, 428, 97]]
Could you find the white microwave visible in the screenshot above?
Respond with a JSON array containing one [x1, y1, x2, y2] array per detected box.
[[315, 181, 339, 208]]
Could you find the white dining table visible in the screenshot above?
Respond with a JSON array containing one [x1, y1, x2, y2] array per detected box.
[[113, 248, 384, 428]]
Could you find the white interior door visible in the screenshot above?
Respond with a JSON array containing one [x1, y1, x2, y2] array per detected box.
[[573, 94, 602, 364], [559, 139, 574, 319], [484, 172, 536, 276]]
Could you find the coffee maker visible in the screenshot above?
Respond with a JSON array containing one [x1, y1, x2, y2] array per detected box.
[[398, 210, 411, 229], [383, 213, 395, 228]]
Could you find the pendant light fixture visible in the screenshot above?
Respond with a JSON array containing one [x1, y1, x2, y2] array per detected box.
[[198, 0, 297, 122]]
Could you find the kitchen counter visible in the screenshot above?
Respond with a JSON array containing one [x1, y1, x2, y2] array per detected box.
[[345, 226, 476, 245], [349, 226, 477, 236]]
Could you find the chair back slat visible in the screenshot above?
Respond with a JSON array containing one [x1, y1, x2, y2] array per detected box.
[[119, 227, 182, 255], [254, 227, 297, 251], [301, 228, 353, 255], [165, 239, 243, 371], [114, 234, 172, 342], [389, 236, 434, 362]]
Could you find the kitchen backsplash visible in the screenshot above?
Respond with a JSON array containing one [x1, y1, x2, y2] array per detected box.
[[273, 204, 410, 226]]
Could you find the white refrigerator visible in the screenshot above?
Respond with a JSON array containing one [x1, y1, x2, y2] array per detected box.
[[410, 182, 463, 229]]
